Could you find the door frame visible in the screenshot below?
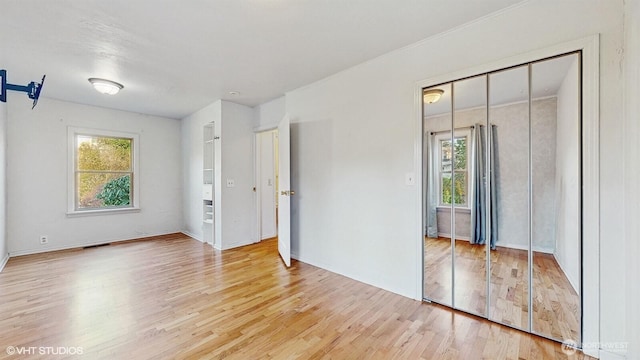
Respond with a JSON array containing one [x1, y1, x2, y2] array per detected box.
[[415, 35, 600, 358], [254, 128, 279, 243]]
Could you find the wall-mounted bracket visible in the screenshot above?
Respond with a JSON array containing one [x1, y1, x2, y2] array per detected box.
[[0, 69, 46, 109]]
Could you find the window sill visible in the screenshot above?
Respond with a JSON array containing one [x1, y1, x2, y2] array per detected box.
[[436, 206, 471, 213], [66, 207, 141, 217]]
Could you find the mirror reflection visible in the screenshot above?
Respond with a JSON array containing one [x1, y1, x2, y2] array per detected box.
[[452, 76, 488, 317], [488, 65, 530, 331], [531, 53, 581, 343], [423, 52, 582, 343], [423, 83, 453, 307]]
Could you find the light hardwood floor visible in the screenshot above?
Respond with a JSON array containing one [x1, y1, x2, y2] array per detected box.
[[424, 237, 580, 343], [0, 234, 591, 359]]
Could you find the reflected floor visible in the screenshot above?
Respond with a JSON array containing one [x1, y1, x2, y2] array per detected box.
[[424, 237, 580, 342]]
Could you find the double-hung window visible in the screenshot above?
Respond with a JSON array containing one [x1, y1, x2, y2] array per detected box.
[[435, 130, 470, 208], [68, 127, 139, 215]]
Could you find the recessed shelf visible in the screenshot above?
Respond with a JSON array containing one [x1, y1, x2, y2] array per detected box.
[[203, 219, 213, 224]]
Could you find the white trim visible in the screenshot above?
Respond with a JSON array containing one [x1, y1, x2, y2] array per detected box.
[[415, 78, 425, 300], [67, 126, 140, 215], [580, 34, 600, 358], [254, 132, 262, 243], [415, 35, 600, 356], [0, 254, 9, 272], [436, 233, 471, 242], [253, 124, 278, 133], [66, 207, 141, 217], [598, 351, 626, 360], [8, 231, 175, 257], [181, 230, 202, 242], [554, 252, 580, 295]]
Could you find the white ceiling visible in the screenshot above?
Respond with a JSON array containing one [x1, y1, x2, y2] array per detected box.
[[424, 52, 578, 116], [1, 0, 523, 119]]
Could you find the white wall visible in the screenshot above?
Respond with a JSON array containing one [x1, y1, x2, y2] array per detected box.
[[181, 101, 222, 243], [181, 100, 255, 250], [254, 96, 285, 130], [624, 0, 640, 358], [284, 0, 624, 355], [0, 100, 7, 271], [554, 57, 580, 294], [220, 101, 256, 249], [7, 97, 183, 255]]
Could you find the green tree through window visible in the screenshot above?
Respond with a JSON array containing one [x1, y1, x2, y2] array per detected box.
[[441, 137, 467, 206], [76, 136, 133, 209]]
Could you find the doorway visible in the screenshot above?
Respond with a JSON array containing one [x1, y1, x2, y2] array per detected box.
[[255, 129, 279, 242]]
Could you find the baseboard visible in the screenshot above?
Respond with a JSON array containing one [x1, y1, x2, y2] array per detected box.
[[9, 232, 185, 257], [437, 232, 471, 241], [496, 242, 554, 254], [554, 252, 580, 295], [181, 230, 202, 242], [260, 232, 277, 241], [434, 234, 553, 254], [220, 239, 255, 251], [291, 252, 414, 300], [598, 349, 626, 360], [0, 254, 8, 272]]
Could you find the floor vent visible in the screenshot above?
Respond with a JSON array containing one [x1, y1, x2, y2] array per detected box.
[[83, 243, 111, 249]]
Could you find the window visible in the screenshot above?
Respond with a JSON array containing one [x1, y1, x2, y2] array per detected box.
[[436, 131, 469, 207], [68, 127, 139, 214]]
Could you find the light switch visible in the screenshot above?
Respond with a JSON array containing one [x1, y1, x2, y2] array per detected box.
[[267, 178, 272, 186], [405, 172, 416, 186], [226, 179, 235, 187]]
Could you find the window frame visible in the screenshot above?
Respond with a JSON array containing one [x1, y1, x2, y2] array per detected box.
[[434, 129, 471, 209], [67, 127, 140, 216]]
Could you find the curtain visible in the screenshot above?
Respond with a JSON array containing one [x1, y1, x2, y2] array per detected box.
[[425, 133, 438, 238], [470, 124, 497, 249], [489, 125, 498, 249]]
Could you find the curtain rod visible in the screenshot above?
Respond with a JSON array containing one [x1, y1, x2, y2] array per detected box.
[[429, 124, 496, 136]]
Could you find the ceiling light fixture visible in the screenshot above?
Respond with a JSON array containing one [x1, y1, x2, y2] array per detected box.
[[423, 89, 444, 104], [88, 78, 124, 95]]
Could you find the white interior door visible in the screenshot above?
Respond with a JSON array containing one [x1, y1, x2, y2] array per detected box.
[[277, 114, 292, 267]]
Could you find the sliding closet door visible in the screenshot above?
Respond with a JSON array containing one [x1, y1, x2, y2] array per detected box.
[[531, 53, 581, 343], [487, 65, 530, 331], [423, 83, 453, 306], [422, 52, 583, 344], [452, 75, 488, 317]]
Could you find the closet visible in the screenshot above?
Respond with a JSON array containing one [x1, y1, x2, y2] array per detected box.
[[422, 52, 581, 343]]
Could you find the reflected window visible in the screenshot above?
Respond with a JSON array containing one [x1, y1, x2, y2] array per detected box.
[[436, 133, 469, 207]]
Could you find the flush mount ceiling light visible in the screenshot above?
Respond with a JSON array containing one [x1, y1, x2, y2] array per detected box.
[[423, 89, 444, 104], [88, 78, 124, 95]]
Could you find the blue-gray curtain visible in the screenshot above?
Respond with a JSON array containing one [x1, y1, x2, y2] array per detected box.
[[425, 133, 438, 238], [470, 124, 497, 249], [489, 125, 498, 249]]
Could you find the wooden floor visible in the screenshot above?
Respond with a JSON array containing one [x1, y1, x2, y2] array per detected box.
[[424, 237, 580, 343], [0, 234, 592, 359]]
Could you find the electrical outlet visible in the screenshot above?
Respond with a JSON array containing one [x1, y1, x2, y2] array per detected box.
[[226, 179, 235, 187], [40, 235, 48, 244]]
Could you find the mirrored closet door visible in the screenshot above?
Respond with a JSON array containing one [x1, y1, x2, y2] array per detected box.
[[423, 52, 582, 344]]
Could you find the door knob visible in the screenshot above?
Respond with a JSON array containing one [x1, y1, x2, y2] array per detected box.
[[280, 190, 296, 196], [290, 190, 295, 196]]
